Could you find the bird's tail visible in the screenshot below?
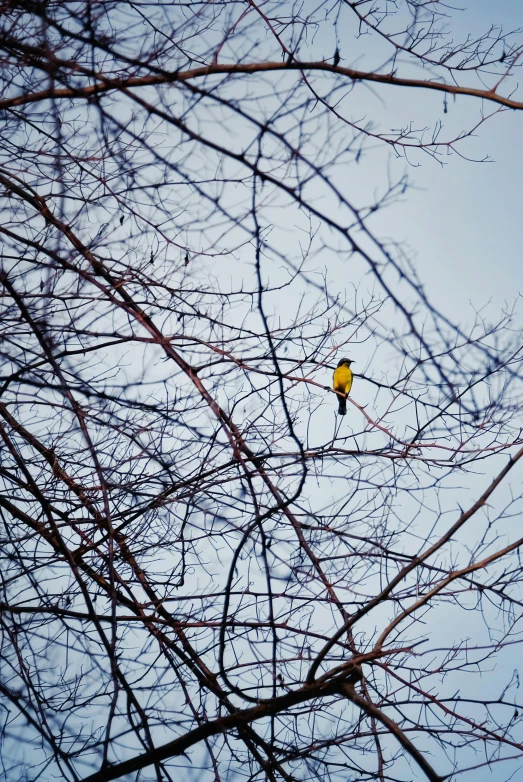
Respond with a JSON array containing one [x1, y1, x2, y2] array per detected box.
[[337, 395, 347, 416]]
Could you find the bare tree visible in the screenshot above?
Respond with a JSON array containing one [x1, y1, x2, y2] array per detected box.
[[1, 2, 523, 780]]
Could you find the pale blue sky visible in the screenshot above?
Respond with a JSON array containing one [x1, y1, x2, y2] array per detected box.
[[3, 3, 522, 779], [362, 0, 522, 317]]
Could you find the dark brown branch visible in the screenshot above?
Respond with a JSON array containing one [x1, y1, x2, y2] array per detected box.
[[1, 61, 522, 112]]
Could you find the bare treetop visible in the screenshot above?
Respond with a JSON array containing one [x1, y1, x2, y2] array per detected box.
[[1, 2, 523, 781]]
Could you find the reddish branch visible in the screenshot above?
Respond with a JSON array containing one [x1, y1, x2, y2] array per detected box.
[[0, 61, 522, 113]]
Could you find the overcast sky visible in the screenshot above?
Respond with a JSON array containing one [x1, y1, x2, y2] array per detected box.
[[361, 0, 522, 318], [2, 3, 522, 779]]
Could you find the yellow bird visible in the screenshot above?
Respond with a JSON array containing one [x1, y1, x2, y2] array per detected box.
[[333, 358, 354, 415]]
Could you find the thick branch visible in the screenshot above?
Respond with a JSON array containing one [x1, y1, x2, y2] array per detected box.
[[1, 61, 522, 111], [80, 679, 339, 782]]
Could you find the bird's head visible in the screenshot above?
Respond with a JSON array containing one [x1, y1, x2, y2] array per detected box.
[[336, 358, 354, 368]]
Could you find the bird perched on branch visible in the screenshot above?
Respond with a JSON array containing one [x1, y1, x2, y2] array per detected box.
[[333, 358, 354, 415]]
